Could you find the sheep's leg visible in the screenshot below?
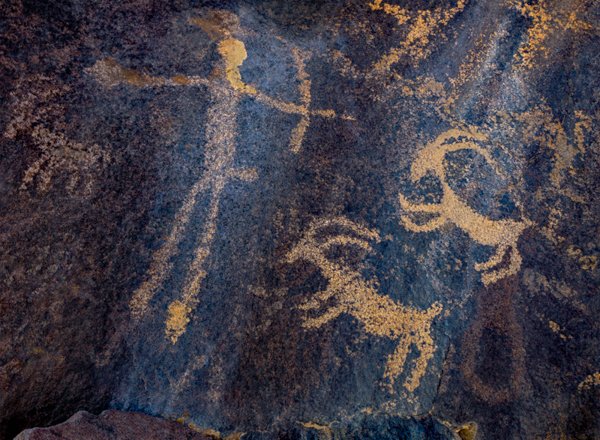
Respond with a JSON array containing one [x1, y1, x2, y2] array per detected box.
[[507, 245, 523, 278], [301, 302, 345, 329], [383, 336, 411, 391], [480, 244, 523, 285], [403, 332, 435, 393], [475, 243, 508, 272]]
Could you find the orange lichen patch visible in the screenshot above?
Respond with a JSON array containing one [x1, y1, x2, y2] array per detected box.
[[547, 319, 574, 340], [285, 217, 442, 393], [580, 256, 598, 271], [405, 1, 466, 60], [398, 129, 532, 285], [512, 0, 592, 71], [87, 59, 165, 88]]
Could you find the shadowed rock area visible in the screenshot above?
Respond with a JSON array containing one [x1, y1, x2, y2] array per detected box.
[[1, 0, 599, 439]]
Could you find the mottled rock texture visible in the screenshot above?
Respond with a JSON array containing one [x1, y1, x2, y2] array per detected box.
[[1, 0, 599, 439]]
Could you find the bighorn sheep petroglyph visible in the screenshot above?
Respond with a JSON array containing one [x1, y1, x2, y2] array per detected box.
[[398, 129, 532, 285], [285, 217, 442, 393]]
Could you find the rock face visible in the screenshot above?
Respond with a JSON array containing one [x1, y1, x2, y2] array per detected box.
[[1, 0, 600, 439]]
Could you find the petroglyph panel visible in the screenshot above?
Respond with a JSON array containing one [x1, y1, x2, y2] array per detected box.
[[2, 1, 600, 439]]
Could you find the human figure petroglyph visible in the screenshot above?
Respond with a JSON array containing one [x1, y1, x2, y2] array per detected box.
[[117, 11, 258, 344], [285, 217, 442, 393], [398, 129, 533, 285], [89, 10, 350, 343]]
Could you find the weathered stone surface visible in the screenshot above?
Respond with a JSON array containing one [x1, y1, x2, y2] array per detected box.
[[2, 0, 600, 439]]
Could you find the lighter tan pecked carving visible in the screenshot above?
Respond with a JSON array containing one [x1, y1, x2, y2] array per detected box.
[[285, 217, 442, 393], [398, 129, 532, 285]]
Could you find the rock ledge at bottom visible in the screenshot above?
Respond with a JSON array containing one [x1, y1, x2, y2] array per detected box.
[[14, 410, 212, 440]]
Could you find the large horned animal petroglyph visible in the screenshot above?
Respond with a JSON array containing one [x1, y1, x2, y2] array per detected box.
[[398, 129, 532, 285], [285, 217, 442, 393]]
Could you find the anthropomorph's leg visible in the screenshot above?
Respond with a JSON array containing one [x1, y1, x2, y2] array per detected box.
[[165, 88, 256, 343]]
